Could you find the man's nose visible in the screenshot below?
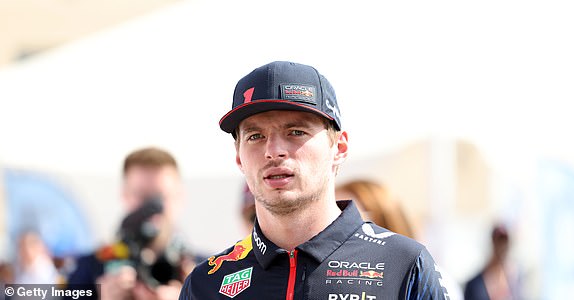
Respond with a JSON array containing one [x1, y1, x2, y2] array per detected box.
[[265, 135, 288, 160]]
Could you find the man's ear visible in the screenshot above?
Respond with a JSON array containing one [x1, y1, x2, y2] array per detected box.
[[333, 131, 349, 166]]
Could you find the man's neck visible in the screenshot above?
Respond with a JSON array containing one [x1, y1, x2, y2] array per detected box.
[[255, 196, 342, 251]]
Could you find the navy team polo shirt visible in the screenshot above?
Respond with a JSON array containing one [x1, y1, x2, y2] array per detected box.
[[180, 200, 449, 300]]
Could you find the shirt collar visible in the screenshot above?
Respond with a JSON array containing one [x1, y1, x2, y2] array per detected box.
[[252, 200, 364, 269]]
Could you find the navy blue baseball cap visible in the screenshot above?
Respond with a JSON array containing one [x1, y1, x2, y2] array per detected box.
[[219, 61, 342, 134]]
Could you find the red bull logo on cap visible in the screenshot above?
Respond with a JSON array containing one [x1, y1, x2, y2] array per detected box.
[[208, 235, 253, 275]]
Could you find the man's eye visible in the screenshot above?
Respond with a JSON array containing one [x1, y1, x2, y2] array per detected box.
[[290, 130, 305, 136], [247, 133, 263, 141]]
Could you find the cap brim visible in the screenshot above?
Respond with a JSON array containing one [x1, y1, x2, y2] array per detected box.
[[219, 100, 334, 133]]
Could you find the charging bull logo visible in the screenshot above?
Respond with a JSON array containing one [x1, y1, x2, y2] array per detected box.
[[208, 235, 253, 275], [359, 270, 384, 279]]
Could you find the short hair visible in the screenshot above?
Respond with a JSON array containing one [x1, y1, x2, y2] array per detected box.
[[324, 119, 339, 146], [123, 147, 178, 176]]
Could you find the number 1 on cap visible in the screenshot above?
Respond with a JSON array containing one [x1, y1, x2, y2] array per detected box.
[[243, 87, 254, 103]]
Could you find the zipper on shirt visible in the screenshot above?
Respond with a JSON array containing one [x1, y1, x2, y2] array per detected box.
[[286, 249, 298, 300]]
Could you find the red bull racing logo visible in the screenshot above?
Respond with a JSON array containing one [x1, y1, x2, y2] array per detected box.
[[325, 260, 385, 287], [207, 235, 253, 275], [280, 84, 316, 104]]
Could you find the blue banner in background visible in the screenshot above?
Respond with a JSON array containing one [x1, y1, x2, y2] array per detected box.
[[537, 160, 574, 299], [4, 169, 95, 257]]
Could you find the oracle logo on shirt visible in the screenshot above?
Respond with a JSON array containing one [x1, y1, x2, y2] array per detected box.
[[327, 260, 385, 271]]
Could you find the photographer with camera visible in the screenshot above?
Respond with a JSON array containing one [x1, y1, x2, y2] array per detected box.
[[66, 147, 202, 300]]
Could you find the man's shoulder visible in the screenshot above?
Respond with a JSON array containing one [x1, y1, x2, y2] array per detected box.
[[191, 244, 236, 275], [190, 234, 255, 280], [181, 235, 257, 299]]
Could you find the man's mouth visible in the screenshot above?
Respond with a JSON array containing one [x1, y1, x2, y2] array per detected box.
[[265, 174, 293, 180]]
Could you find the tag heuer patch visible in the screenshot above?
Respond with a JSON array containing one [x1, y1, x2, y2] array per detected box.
[[280, 84, 317, 104], [219, 267, 253, 298]]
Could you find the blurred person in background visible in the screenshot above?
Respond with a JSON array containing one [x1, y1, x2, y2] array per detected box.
[[13, 230, 60, 284], [67, 147, 203, 300], [239, 182, 256, 236], [0, 261, 13, 284], [464, 224, 522, 300], [336, 179, 464, 300], [336, 179, 414, 237]]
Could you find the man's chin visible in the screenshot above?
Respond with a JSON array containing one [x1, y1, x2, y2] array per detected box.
[[263, 189, 297, 200], [259, 194, 315, 216]]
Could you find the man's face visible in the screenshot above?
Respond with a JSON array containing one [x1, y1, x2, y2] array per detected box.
[[235, 110, 347, 216], [122, 165, 182, 222]]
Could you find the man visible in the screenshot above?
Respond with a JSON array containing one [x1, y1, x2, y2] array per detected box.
[[179, 61, 449, 299], [14, 231, 60, 285], [464, 224, 521, 300], [67, 147, 200, 300]]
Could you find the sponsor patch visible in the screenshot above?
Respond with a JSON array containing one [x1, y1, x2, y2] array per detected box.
[[325, 96, 341, 121], [325, 260, 385, 287], [359, 270, 384, 279], [328, 260, 385, 271], [208, 235, 253, 274], [219, 267, 253, 298], [354, 224, 395, 246], [328, 292, 377, 299], [252, 229, 267, 255], [280, 84, 316, 104]]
